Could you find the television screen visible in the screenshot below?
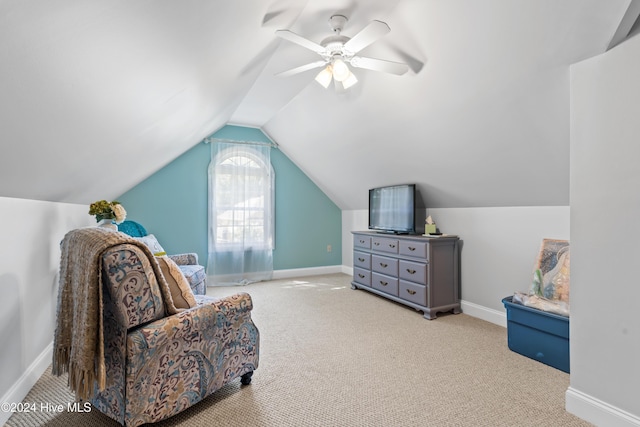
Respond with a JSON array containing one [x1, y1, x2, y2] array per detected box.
[[369, 184, 416, 234]]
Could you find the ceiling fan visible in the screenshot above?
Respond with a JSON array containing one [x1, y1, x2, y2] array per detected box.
[[275, 14, 409, 90]]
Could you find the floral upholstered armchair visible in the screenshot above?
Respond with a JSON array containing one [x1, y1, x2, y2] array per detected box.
[[53, 228, 259, 427]]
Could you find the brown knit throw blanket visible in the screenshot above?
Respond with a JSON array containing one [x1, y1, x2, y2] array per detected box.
[[52, 227, 177, 400]]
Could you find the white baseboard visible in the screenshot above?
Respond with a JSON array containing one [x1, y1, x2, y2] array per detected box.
[[460, 300, 507, 328], [272, 265, 344, 279], [566, 387, 640, 427], [0, 343, 53, 426]]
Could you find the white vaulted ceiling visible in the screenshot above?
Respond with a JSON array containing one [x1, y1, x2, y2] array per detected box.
[[0, 0, 637, 209]]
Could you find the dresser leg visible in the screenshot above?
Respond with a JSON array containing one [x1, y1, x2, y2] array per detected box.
[[423, 310, 436, 320]]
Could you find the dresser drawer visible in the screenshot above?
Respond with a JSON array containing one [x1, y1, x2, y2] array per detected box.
[[399, 260, 428, 285], [399, 241, 428, 259], [400, 280, 427, 306], [353, 268, 371, 287], [354, 235, 371, 249], [353, 251, 371, 269], [372, 273, 399, 296], [371, 236, 399, 254], [372, 255, 398, 276]]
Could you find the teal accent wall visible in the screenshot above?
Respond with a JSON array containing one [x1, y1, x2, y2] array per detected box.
[[117, 125, 342, 271]]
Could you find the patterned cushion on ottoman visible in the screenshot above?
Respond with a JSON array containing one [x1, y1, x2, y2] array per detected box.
[[178, 264, 206, 295]]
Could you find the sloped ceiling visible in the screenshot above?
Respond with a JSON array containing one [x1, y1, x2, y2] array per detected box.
[[0, 0, 635, 209]]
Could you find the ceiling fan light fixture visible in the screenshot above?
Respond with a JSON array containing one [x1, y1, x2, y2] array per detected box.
[[332, 58, 350, 82], [275, 15, 409, 90], [342, 71, 358, 89], [315, 65, 333, 88]]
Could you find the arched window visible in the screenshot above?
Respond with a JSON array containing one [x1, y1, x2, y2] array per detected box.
[[207, 142, 274, 285]]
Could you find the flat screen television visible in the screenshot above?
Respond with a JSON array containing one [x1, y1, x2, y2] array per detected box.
[[368, 184, 416, 234]]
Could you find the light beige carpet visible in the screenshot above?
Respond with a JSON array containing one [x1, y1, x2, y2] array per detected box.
[[6, 273, 591, 427]]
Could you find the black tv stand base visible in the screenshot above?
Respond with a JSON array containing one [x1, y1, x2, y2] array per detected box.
[[374, 230, 410, 235]]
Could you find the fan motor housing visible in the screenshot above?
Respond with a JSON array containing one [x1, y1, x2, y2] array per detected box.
[[320, 35, 350, 53]]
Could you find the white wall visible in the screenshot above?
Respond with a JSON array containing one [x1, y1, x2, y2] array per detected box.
[[567, 34, 640, 426], [0, 197, 92, 425], [343, 206, 570, 326]]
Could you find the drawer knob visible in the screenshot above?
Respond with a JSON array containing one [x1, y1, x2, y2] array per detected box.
[[406, 269, 416, 274], [408, 246, 416, 251], [406, 289, 417, 295], [358, 257, 365, 262], [374, 242, 380, 246], [358, 274, 365, 279], [380, 281, 388, 286], [389, 244, 396, 248], [380, 262, 388, 268], [360, 239, 365, 244]]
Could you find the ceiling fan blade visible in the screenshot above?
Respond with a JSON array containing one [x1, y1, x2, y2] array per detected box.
[[275, 60, 327, 77], [275, 30, 327, 54], [343, 20, 390, 54], [350, 56, 409, 75]]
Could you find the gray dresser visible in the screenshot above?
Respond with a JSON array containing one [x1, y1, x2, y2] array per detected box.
[[352, 231, 461, 319]]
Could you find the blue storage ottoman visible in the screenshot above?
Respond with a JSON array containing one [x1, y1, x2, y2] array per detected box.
[[502, 296, 570, 373]]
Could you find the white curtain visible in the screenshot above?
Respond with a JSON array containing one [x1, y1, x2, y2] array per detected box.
[[207, 141, 274, 286]]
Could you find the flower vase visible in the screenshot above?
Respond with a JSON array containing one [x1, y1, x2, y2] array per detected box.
[[98, 218, 118, 231]]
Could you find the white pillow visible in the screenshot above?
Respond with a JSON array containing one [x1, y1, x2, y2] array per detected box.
[[134, 234, 167, 256]]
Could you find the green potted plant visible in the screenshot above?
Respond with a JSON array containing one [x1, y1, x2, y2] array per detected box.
[[89, 200, 127, 229]]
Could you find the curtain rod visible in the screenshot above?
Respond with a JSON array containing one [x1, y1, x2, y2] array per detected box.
[[203, 137, 278, 148]]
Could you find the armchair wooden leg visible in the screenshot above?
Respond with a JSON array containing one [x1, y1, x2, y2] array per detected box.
[[240, 371, 253, 385]]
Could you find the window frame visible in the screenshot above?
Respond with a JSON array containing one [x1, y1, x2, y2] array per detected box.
[[210, 145, 275, 251]]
